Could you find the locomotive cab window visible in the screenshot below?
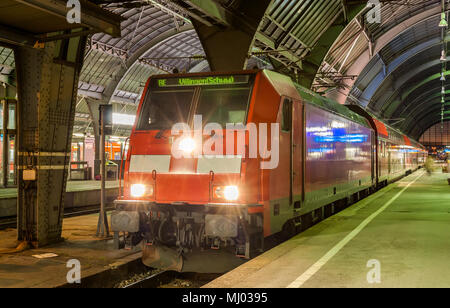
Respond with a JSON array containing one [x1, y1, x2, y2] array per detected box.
[[137, 74, 254, 130], [137, 89, 195, 130], [196, 86, 252, 126]]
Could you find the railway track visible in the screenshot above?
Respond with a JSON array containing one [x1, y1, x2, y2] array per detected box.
[[121, 271, 222, 288], [0, 205, 114, 230]]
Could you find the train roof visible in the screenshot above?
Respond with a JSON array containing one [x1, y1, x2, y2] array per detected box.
[[294, 83, 371, 128], [345, 104, 424, 148], [263, 70, 424, 148], [262, 70, 371, 128], [144, 69, 422, 148]]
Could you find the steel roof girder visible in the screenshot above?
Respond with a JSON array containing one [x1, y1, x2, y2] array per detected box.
[[193, 0, 272, 71], [357, 37, 444, 103], [330, 4, 441, 105], [13, 0, 122, 37], [101, 25, 193, 104], [402, 106, 448, 133], [299, 2, 366, 88]]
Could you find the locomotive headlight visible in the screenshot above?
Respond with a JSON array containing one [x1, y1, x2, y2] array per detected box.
[[214, 185, 239, 201], [130, 184, 146, 198], [178, 137, 196, 154], [223, 186, 239, 201]]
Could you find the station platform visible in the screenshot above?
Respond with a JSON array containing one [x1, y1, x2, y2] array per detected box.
[[0, 181, 119, 217], [206, 170, 450, 288], [0, 214, 140, 288]]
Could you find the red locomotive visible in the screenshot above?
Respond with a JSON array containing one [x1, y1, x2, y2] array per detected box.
[[112, 70, 426, 272]]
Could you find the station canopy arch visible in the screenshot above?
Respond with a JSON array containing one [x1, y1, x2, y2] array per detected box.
[[2, 0, 447, 140]]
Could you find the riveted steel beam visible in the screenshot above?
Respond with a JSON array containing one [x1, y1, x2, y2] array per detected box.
[[299, 2, 366, 88], [193, 0, 273, 71], [13, 0, 122, 37], [14, 34, 87, 246], [102, 25, 193, 104], [0, 24, 36, 47]]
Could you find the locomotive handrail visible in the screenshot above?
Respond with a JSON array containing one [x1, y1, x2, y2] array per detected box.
[[209, 170, 214, 200]]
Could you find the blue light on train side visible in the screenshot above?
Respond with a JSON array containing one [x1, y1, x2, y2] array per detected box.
[[313, 133, 368, 144], [307, 126, 368, 144]]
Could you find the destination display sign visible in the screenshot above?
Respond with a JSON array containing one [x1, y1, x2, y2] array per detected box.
[[154, 75, 250, 87]]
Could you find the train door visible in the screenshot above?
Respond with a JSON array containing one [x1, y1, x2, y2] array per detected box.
[[268, 96, 294, 234], [387, 141, 391, 174], [292, 100, 303, 209], [281, 97, 293, 206], [371, 131, 375, 184], [403, 151, 407, 170], [378, 140, 382, 181]]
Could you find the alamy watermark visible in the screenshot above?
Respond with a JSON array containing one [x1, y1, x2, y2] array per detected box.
[[67, 0, 81, 24], [366, 259, 381, 284], [171, 115, 280, 170], [366, 0, 381, 24], [66, 259, 81, 284], [65, 0, 380, 26]]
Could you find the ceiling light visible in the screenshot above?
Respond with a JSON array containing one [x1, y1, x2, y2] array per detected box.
[[439, 12, 448, 27]]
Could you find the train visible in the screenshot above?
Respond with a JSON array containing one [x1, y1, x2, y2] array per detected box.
[[111, 69, 427, 272]]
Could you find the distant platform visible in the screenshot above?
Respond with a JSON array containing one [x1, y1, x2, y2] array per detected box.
[[0, 181, 119, 217], [206, 171, 450, 288], [0, 214, 140, 288]]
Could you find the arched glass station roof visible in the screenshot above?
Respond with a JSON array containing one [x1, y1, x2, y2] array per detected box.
[[0, 0, 448, 140]]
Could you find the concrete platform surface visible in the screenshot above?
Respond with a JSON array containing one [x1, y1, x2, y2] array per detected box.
[[0, 180, 119, 198], [205, 171, 450, 288], [0, 214, 140, 288], [0, 181, 120, 217]]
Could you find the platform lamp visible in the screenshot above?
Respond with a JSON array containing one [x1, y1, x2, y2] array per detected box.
[[96, 104, 113, 238], [441, 50, 447, 62], [439, 12, 448, 27]]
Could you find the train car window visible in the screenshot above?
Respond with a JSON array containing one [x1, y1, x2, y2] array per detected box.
[[196, 87, 252, 126], [281, 98, 292, 132], [137, 89, 195, 130]]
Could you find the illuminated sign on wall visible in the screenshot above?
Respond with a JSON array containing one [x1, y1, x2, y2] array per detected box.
[[155, 75, 250, 87], [112, 113, 136, 126]]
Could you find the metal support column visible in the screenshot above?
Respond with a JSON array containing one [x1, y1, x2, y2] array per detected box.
[[96, 104, 111, 237], [15, 36, 87, 246], [192, 0, 272, 71], [86, 98, 101, 178]]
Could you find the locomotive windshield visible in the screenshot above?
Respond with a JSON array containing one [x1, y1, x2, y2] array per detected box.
[[138, 89, 195, 130], [137, 74, 254, 130], [196, 87, 251, 125]]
